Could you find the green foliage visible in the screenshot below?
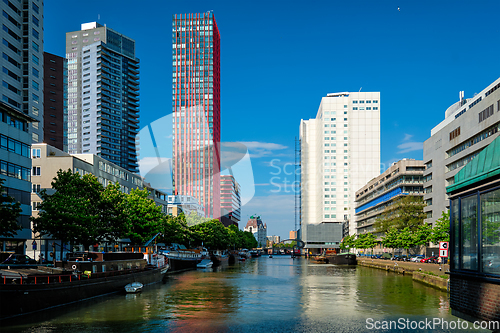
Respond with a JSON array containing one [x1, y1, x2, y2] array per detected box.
[[398, 227, 416, 255], [161, 214, 192, 245], [189, 219, 229, 249], [414, 223, 432, 247], [32, 170, 104, 248], [374, 196, 426, 233], [185, 211, 211, 226], [242, 231, 258, 249], [356, 233, 377, 252], [429, 211, 450, 243], [0, 178, 22, 237], [340, 234, 356, 250], [122, 188, 164, 245], [382, 227, 401, 250]]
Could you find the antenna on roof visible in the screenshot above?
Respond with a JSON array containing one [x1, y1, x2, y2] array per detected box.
[[359, 87, 362, 92]]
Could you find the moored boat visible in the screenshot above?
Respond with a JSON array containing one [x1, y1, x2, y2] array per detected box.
[[125, 281, 143, 293], [196, 259, 213, 268], [326, 253, 357, 265]]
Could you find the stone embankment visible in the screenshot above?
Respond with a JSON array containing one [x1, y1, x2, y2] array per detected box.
[[357, 258, 449, 291]]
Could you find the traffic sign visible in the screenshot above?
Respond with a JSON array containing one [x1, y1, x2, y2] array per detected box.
[[439, 249, 448, 257], [439, 242, 448, 250]]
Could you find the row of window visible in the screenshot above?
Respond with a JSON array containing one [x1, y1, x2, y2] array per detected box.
[[447, 123, 499, 158], [0, 134, 30, 157], [0, 159, 31, 181], [478, 104, 494, 123]]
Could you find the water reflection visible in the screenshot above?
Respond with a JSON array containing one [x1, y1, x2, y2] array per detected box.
[[3, 257, 469, 333]]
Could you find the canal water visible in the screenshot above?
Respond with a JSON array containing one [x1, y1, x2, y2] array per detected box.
[[2, 256, 483, 332]]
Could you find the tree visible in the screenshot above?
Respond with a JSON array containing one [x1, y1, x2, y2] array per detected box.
[[32, 170, 104, 252], [430, 211, 450, 244], [241, 230, 258, 249], [185, 211, 211, 226], [413, 223, 432, 248], [122, 188, 163, 245], [374, 196, 426, 233], [190, 219, 230, 249], [398, 227, 416, 256], [382, 227, 400, 254], [0, 178, 22, 237], [356, 233, 377, 254], [340, 234, 356, 252], [161, 214, 191, 245], [99, 182, 129, 243]]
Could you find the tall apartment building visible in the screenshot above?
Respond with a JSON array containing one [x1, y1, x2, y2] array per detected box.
[[1, 0, 44, 143], [355, 159, 424, 237], [220, 174, 241, 226], [172, 12, 221, 219], [65, 22, 140, 173], [43, 52, 67, 151], [0, 102, 36, 253], [300, 92, 380, 253], [423, 77, 500, 226]]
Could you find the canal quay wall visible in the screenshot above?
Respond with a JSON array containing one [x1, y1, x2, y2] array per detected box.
[[357, 259, 449, 291]]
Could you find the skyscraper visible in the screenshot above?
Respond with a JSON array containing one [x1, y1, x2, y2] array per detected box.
[[172, 12, 221, 218], [65, 22, 139, 173], [1, 0, 44, 143], [300, 92, 380, 253], [43, 52, 68, 152], [220, 174, 241, 227]]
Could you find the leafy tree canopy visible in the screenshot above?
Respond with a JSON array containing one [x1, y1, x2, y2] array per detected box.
[[374, 196, 426, 233]]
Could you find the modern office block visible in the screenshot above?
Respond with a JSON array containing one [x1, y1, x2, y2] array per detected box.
[[0, 102, 37, 253], [355, 159, 424, 237], [423, 78, 500, 227], [300, 92, 380, 252], [65, 22, 139, 173], [43, 52, 67, 151], [172, 12, 221, 219], [220, 175, 241, 226], [1, 0, 44, 143]]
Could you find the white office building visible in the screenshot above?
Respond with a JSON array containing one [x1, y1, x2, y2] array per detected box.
[[300, 92, 380, 252], [423, 78, 500, 226]]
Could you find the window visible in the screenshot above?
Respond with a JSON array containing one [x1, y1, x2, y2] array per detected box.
[[449, 127, 460, 140], [32, 2, 39, 13], [32, 54, 39, 65], [32, 93, 39, 103], [32, 15, 39, 26], [461, 195, 478, 270], [478, 104, 494, 123], [32, 202, 41, 211], [32, 148, 41, 158], [32, 166, 40, 176], [481, 188, 500, 274], [32, 184, 41, 193], [32, 80, 39, 91], [32, 28, 39, 39], [32, 41, 39, 52]]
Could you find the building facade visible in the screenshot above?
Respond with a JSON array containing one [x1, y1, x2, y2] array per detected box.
[[43, 52, 67, 151], [0, 102, 36, 253], [171, 12, 221, 219], [30, 143, 144, 260], [244, 215, 267, 248], [1, 0, 44, 143], [166, 194, 204, 217], [65, 22, 139, 173], [355, 159, 424, 241], [300, 92, 380, 252], [447, 135, 500, 324], [423, 78, 500, 227], [220, 175, 241, 225]]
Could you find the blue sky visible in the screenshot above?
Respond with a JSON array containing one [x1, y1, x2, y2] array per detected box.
[[44, 0, 500, 238]]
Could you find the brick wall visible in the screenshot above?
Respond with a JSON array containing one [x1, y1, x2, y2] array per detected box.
[[450, 276, 500, 321]]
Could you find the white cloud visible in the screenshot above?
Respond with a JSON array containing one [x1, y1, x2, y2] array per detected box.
[[403, 133, 413, 141], [237, 141, 288, 158], [397, 141, 423, 154]]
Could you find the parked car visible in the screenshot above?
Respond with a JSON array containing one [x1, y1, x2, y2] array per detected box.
[[381, 253, 392, 260], [397, 255, 409, 261], [410, 255, 424, 262], [420, 256, 438, 263], [0, 254, 37, 265]]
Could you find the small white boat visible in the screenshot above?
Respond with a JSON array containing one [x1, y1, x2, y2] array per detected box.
[[197, 259, 213, 268], [125, 282, 143, 293]]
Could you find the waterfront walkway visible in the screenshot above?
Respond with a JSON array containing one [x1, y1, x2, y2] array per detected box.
[[357, 258, 450, 276]]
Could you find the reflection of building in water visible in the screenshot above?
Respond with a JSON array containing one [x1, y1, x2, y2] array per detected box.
[[244, 215, 267, 247]]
